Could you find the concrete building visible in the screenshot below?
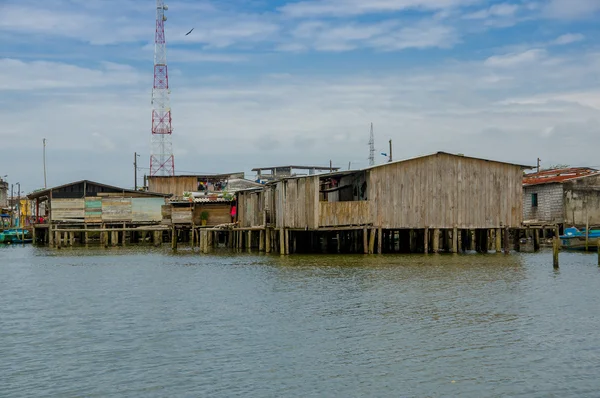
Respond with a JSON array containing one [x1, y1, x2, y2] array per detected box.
[[523, 168, 600, 228]]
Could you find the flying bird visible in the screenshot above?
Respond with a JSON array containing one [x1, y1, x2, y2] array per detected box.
[[185, 28, 194, 36]]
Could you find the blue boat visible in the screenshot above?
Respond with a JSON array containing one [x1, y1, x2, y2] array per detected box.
[[560, 227, 600, 250], [0, 229, 33, 244]]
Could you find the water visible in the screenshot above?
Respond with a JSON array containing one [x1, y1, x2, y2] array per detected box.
[[2, 246, 600, 397]]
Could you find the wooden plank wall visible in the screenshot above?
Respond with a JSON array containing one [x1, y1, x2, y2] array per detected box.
[[102, 198, 132, 222], [193, 203, 231, 226], [274, 176, 319, 229], [147, 176, 197, 196], [319, 201, 371, 227], [85, 198, 102, 223], [368, 153, 523, 229], [51, 199, 85, 222], [132, 198, 165, 223], [172, 206, 193, 224]]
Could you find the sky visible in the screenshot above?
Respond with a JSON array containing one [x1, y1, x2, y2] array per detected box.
[[1, 0, 599, 193]]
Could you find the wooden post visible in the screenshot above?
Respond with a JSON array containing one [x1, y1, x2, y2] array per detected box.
[[363, 227, 368, 254], [424, 228, 429, 254], [513, 229, 521, 252], [203, 230, 210, 254], [238, 230, 243, 250], [432, 229, 440, 253], [533, 229, 540, 252], [284, 229, 290, 255], [171, 226, 177, 251], [49, 226, 54, 247], [280, 229, 285, 254], [377, 228, 382, 254], [553, 234, 559, 268], [70, 232, 75, 246], [336, 233, 341, 253], [495, 228, 502, 253], [452, 227, 458, 254], [265, 228, 271, 253], [293, 233, 297, 254], [585, 216, 589, 251], [259, 230, 265, 251], [368, 228, 376, 254], [504, 227, 510, 254]]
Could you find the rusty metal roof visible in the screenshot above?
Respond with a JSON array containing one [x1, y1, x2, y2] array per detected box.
[[523, 167, 599, 186]]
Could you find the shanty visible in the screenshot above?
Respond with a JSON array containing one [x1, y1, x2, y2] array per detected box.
[[234, 152, 532, 255], [28, 180, 169, 247]]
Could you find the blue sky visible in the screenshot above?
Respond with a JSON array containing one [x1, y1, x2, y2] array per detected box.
[[1, 0, 599, 192]]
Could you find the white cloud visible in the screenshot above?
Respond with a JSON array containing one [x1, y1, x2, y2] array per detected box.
[[463, 3, 520, 19], [552, 33, 585, 45], [0, 58, 146, 90], [484, 49, 547, 68], [279, 0, 478, 18], [543, 0, 600, 19]]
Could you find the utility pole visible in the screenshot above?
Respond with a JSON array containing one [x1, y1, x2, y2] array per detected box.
[[329, 160, 332, 172], [537, 158, 541, 173], [43, 138, 47, 189], [10, 184, 13, 227], [388, 139, 393, 162], [134, 152, 139, 190], [368, 123, 375, 166]]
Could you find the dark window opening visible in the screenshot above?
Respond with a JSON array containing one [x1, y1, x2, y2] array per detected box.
[[532, 193, 538, 207]]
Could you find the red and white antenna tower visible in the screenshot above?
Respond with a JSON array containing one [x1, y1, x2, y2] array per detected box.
[[150, 0, 175, 176]]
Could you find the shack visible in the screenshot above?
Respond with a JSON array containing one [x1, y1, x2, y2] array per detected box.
[[236, 152, 531, 254], [28, 180, 169, 247], [523, 167, 600, 230], [253, 165, 340, 183], [147, 173, 245, 198]]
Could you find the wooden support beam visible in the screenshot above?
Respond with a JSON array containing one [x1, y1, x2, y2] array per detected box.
[[553, 234, 559, 268], [377, 228, 382, 254], [368, 228, 376, 254], [495, 228, 502, 253], [363, 227, 368, 254], [284, 229, 290, 255], [259, 230, 265, 251], [452, 227, 458, 253], [432, 229, 440, 253], [533, 229, 540, 252], [280, 229, 285, 254], [265, 228, 271, 253], [171, 227, 177, 251], [424, 228, 429, 254]]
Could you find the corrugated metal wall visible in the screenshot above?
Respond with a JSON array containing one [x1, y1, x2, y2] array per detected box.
[[368, 153, 523, 229]]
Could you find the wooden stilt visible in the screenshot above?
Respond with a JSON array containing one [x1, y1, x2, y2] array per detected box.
[[171, 227, 177, 251], [533, 229, 540, 252], [363, 227, 368, 254], [259, 230, 265, 251], [452, 227, 458, 253], [284, 229, 290, 255], [424, 228, 429, 254], [553, 233, 559, 268], [495, 228, 502, 253], [513, 229, 521, 252], [280, 229, 285, 254], [432, 228, 440, 253], [368, 228, 376, 254], [377, 228, 382, 254]]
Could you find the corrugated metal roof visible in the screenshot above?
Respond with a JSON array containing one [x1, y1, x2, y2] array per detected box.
[[523, 167, 600, 186]]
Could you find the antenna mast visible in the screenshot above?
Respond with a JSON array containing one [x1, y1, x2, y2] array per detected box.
[[150, 0, 175, 176], [368, 123, 375, 166]]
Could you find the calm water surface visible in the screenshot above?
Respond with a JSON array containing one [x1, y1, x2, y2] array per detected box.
[[1, 245, 600, 397]]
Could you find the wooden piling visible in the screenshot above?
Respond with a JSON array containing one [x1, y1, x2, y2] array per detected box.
[[280, 229, 285, 254], [495, 228, 502, 253], [368, 228, 376, 254], [504, 227, 509, 254], [284, 229, 290, 255], [259, 230, 265, 251], [533, 229, 540, 252], [49, 226, 54, 247], [171, 227, 177, 251], [336, 233, 341, 253], [452, 227, 458, 253], [377, 228, 383, 254], [363, 227, 368, 254], [432, 229, 440, 253], [553, 234, 559, 268], [424, 228, 429, 254]]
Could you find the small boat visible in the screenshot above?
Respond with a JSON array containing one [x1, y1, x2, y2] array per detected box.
[[0, 229, 33, 244], [560, 227, 600, 250]]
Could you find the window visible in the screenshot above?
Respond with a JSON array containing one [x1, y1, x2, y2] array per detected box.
[[532, 193, 538, 207]]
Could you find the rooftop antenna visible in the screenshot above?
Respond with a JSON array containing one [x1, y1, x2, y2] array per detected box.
[[368, 122, 375, 166]]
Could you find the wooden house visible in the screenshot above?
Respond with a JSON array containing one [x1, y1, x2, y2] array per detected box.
[[236, 152, 530, 254], [27, 180, 169, 246], [147, 173, 244, 198]]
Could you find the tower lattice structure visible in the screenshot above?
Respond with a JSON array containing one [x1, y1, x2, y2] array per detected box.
[[368, 122, 375, 166], [150, 0, 175, 176]]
